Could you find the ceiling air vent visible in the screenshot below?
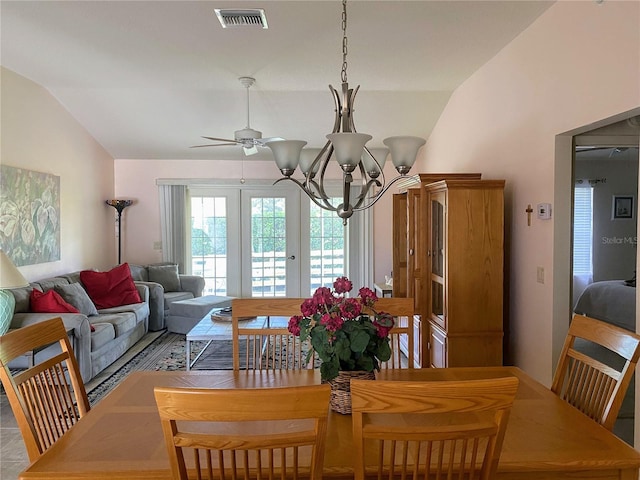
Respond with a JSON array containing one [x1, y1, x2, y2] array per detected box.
[[214, 9, 268, 29]]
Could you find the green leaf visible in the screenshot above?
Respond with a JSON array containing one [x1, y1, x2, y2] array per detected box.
[[321, 358, 339, 381], [350, 330, 370, 353], [377, 340, 392, 361]]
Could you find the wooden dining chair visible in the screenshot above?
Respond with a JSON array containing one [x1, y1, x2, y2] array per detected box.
[[368, 297, 415, 369], [231, 297, 315, 371], [351, 376, 519, 480], [154, 383, 331, 480], [0, 317, 90, 462], [551, 313, 640, 430]]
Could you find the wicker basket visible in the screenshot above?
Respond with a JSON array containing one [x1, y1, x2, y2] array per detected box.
[[327, 370, 376, 414]]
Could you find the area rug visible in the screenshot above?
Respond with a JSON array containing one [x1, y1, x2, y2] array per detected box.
[[86, 332, 227, 405]]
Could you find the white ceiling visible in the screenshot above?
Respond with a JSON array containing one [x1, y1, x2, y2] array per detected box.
[[1, 0, 554, 161]]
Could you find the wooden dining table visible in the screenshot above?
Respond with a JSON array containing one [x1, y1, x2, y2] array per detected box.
[[18, 366, 640, 480]]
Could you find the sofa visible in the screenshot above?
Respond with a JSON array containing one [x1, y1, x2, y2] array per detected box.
[[128, 263, 205, 331], [9, 267, 150, 382]]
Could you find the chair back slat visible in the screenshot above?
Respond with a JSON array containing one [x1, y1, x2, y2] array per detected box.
[[351, 377, 518, 480], [232, 298, 314, 371], [0, 317, 89, 461], [154, 384, 331, 480], [368, 297, 415, 369], [551, 314, 640, 430]]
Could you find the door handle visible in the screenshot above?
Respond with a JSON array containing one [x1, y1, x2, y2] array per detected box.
[[288, 255, 296, 260]]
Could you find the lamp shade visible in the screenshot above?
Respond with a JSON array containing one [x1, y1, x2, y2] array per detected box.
[[299, 148, 322, 176], [267, 140, 307, 174], [362, 148, 389, 177], [327, 133, 372, 170], [0, 251, 28, 289], [0, 251, 27, 335], [383, 136, 426, 173]]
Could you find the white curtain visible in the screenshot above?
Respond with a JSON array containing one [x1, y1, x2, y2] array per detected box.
[[158, 185, 188, 273]]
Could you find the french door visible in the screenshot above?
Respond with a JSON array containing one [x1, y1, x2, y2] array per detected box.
[[189, 185, 350, 298], [241, 189, 300, 297]]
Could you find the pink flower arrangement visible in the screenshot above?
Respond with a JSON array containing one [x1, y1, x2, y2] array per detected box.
[[288, 276, 394, 381]]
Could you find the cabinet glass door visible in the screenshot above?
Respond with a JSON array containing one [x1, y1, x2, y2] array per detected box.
[[430, 192, 445, 327]]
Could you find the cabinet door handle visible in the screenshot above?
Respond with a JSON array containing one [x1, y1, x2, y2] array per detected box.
[[409, 249, 414, 256]]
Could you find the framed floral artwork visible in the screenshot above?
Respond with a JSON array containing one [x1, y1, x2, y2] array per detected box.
[[0, 165, 60, 266], [612, 195, 634, 220]]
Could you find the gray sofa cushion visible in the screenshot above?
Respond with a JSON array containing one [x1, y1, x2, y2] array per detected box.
[[10, 285, 42, 313], [55, 283, 99, 317], [148, 264, 180, 292], [128, 264, 149, 282], [90, 322, 116, 350], [96, 312, 137, 337]]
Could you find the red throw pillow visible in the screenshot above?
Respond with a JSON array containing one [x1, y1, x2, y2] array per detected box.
[[30, 289, 96, 332], [80, 263, 142, 309], [31, 289, 80, 314]]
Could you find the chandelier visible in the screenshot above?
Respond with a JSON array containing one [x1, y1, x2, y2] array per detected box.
[[266, 0, 425, 224]]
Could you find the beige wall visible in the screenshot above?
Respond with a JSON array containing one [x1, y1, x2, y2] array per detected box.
[[1, 67, 116, 281], [417, 1, 640, 384]]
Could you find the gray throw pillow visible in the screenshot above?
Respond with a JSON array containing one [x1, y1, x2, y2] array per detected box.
[[148, 264, 180, 292], [54, 283, 99, 316]]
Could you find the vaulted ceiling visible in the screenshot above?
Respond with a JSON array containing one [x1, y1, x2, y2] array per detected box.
[[1, 0, 554, 161]]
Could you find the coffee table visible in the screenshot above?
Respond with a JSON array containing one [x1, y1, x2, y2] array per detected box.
[[185, 311, 267, 370]]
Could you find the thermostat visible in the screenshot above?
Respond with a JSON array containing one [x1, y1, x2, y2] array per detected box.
[[537, 203, 552, 220]]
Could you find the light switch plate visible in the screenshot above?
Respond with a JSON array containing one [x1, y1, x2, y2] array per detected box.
[[537, 203, 552, 220]]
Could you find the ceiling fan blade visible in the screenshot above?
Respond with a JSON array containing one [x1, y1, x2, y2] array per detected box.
[[201, 136, 239, 143], [190, 143, 238, 148], [258, 136, 286, 145]]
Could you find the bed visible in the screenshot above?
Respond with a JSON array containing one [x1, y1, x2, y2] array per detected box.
[[574, 280, 636, 331]]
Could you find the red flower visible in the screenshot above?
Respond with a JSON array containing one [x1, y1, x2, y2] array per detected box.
[[333, 276, 353, 294], [358, 287, 378, 307], [340, 297, 362, 319], [320, 312, 344, 333], [288, 315, 302, 336], [300, 298, 317, 317], [312, 287, 334, 307]]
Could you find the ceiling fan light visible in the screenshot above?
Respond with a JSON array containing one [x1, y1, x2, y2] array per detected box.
[[384, 136, 426, 174], [327, 133, 372, 172], [266, 140, 307, 176]]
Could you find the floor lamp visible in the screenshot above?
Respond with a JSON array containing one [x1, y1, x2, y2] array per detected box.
[[0, 250, 29, 335], [106, 199, 133, 265]]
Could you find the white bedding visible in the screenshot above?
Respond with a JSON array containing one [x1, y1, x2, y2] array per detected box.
[[574, 280, 636, 331]]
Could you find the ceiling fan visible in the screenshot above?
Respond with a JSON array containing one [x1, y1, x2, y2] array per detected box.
[[191, 76, 283, 156]]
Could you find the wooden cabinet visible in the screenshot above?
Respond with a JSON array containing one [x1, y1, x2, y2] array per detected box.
[[391, 193, 408, 298], [392, 173, 504, 368], [424, 179, 505, 367]]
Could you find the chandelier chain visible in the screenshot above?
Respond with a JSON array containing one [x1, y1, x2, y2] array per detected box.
[[341, 0, 348, 83]]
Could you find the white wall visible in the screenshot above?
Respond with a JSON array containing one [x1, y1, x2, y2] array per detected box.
[[417, 1, 640, 384], [1, 68, 116, 281], [575, 155, 638, 282]]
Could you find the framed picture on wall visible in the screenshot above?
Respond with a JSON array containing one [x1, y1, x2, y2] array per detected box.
[[612, 195, 634, 220]]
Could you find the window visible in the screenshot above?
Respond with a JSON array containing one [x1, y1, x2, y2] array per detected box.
[[309, 200, 345, 294], [573, 186, 593, 276]]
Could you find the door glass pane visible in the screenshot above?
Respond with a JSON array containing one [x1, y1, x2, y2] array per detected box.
[[191, 196, 227, 295], [431, 198, 444, 277], [251, 197, 287, 297], [309, 201, 345, 294]]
